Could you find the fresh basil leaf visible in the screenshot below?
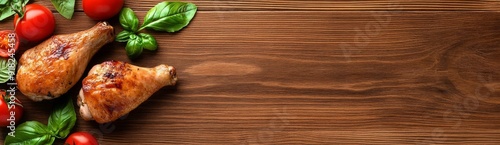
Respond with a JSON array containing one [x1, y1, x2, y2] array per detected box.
[[0, 6, 14, 21], [0, 58, 14, 83], [47, 98, 76, 139], [140, 2, 197, 32], [51, 0, 75, 19], [0, 0, 8, 6], [4, 121, 55, 145], [139, 33, 158, 51], [120, 7, 139, 32], [0, 0, 28, 21], [126, 34, 143, 59], [116, 30, 134, 42]]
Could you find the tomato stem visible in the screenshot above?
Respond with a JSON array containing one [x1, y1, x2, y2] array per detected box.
[[11, 3, 24, 18], [1, 89, 7, 102], [11, 4, 25, 31]]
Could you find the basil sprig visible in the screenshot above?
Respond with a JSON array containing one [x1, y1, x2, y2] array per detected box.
[[0, 0, 28, 21], [51, 0, 75, 19], [0, 58, 15, 83], [116, 1, 197, 59], [5, 98, 77, 145]]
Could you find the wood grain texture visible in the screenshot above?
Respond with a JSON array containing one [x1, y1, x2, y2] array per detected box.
[[1, 0, 500, 144], [32, 0, 500, 11]]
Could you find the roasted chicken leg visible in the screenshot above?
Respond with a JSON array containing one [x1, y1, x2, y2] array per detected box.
[[17, 22, 115, 101], [78, 60, 177, 123]]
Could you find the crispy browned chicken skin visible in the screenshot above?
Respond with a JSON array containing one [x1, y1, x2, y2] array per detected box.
[[78, 60, 177, 123], [16, 22, 114, 101]]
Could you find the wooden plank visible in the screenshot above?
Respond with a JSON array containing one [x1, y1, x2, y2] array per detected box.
[[1, 8, 500, 145], [32, 0, 500, 12]]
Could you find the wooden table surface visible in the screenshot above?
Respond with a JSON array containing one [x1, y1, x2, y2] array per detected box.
[[2, 0, 500, 144]]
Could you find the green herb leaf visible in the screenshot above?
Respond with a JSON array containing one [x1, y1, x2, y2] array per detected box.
[[139, 33, 158, 51], [119, 7, 139, 32], [0, 58, 15, 83], [4, 121, 55, 145], [4, 97, 76, 144], [48, 98, 76, 139], [51, 0, 75, 19], [0, 0, 28, 21], [140, 2, 197, 32], [0, 0, 8, 5], [126, 34, 143, 59], [116, 30, 134, 42]]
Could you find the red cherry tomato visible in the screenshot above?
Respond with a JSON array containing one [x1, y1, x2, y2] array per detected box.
[[13, 4, 55, 42], [0, 30, 19, 58], [65, 132, 99, 145], [83, 0, 124, 20], [0, 90, 23, 127]]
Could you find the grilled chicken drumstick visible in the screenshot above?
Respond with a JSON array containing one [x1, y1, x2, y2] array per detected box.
[[17, 22, 115, 101], [78, 60, 177, 123]]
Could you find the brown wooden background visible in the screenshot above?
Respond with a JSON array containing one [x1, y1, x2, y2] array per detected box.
[[2, 0, 500, 144]]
